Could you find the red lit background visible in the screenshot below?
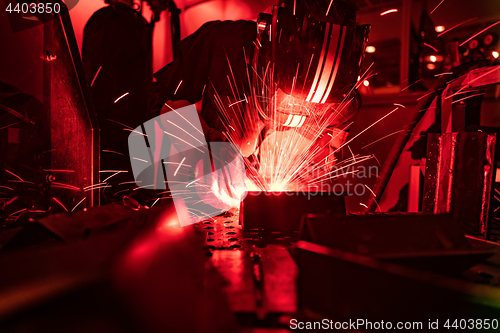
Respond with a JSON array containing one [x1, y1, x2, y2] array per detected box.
[[69, 0, 276, 72]]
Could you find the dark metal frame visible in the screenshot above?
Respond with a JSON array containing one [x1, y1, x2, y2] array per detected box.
[[43, 1, 100, 207], [366, 64, 500, 215]]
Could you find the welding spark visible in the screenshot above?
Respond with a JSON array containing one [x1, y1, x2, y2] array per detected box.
[[4, 197, 19, 207], [438, 18, 476, 37], [163, 102, 175, 112], [8, 180, 35, 184], [334, 106, 402, 153], [401, 79, 424, 92], [102, 171, 127, 183], [364, 184, 377, 198], [8, 208, 27, 217], [361, 130, 408, 149], [225, 53, 244, 113], [113, 189, 133, 196], [452, 92, 486, 104], [365, 184, 382, 212], [164, 131, 205, 153], [84, 185, 112, 192], [347, 146, 356, 163], [83, 183, 107, 191], [163, 161, 192, 167], [119, 180, 141, 185], [132, 184, 156, 191], [52, 197, 68, 212], [174, 157, 186, 177], [380, 9, 398, 16], [172, 109, 204, 135], [430, 0, 445, 14], [90, 66, 102, 87], [423, 43, 438, 52], [174, 80, 183, 95], [166, 120, 206, 146], [28, 210, 47, 214], [114, 92, 130, 103], [132, 157, 149, 163], [0, 121, 22, 131], [5, 170, 23, 182], [326, 0, 334, 16], [228, 97, 248, 108], [434, 72, 453, 77], [460, 21, 500, 47], [123, 128, 148, 136], [103, 150, 124, 155], [446, 66, 500, 100], [364, 72, 379, 81], [185, 178, 200, 188], [150, 198, 160, 208], [71, 197, 86, 212], [51, 182, 82, 191], [417, 89, 441, 101], [107, 119, 135, 130], [186, 208, 215, 220]]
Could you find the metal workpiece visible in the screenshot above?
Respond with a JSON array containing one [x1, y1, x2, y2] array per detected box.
[[199, 212, 298, 320], [240, 191, 346, 233], [298, 213, 496, 274], [296, 213, 500, 323], [423, 132, 497, 236], [296, 240, 500, 323]]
